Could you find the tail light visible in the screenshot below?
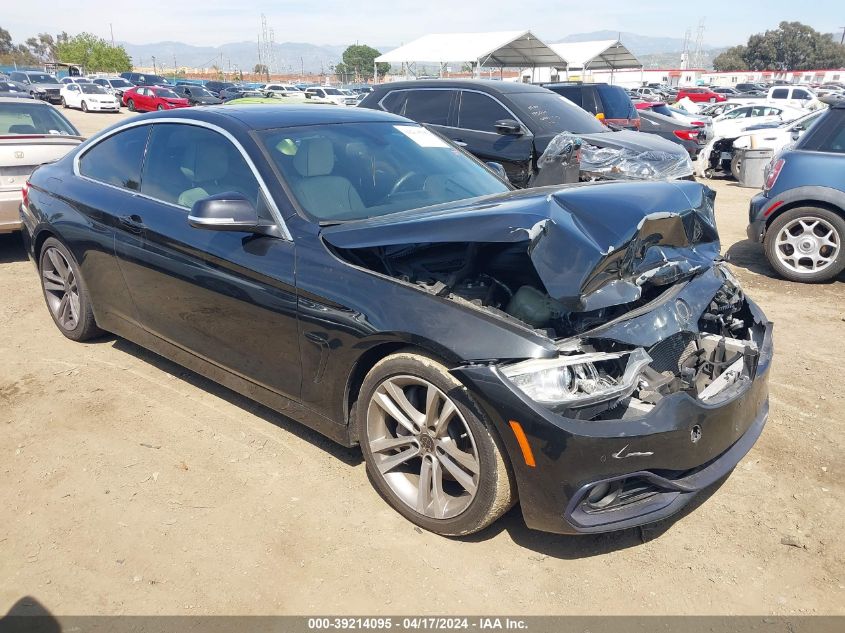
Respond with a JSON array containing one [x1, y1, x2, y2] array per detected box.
[[764, 158, 785, 191], [21, 180, 30, 207], [673, 129, 700, 141], [690, 121, 706, 127]]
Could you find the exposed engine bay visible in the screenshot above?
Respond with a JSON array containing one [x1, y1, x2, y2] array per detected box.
[[323, 180, 764, 420]]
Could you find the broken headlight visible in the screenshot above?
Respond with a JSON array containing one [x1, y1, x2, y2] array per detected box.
[[501, 348, 652, 407]]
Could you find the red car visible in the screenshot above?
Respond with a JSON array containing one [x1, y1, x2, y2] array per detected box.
[[122, 86, 190, 112], [676, 87, 726, 103]]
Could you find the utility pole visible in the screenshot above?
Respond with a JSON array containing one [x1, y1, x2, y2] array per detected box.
[[840, 27, 845, 45], [152, 56, 157, 74], [109, 23, 114, 46]]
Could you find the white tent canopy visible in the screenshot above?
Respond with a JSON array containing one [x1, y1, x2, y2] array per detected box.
[[375, 31, 566, 68], [550, 40, 641, 71]]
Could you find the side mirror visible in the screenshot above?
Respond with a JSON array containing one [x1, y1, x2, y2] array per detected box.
[[189, 192, 272, 234], [485, 161, 508, 181], [494, 119, 522, 135]]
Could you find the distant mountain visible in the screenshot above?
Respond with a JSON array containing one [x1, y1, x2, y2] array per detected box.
[[119, 40, 348, 74]]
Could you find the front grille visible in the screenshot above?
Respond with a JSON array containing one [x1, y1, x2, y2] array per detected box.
[[648, 332, 696, 374]]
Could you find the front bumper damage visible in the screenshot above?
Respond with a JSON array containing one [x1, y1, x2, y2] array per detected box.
[[453, 267, 772, 535]]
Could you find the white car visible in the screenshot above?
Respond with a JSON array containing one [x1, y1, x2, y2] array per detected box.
[[304, 86, 357, 106], [60, 83, 120, 112], [711, 103, 805, 138], [60, 76, 92, 85], [261, 83, 303, 97]]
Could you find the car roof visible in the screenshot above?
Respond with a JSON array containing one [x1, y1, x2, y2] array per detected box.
[[0, 96, 49, 104], [372, 79, 552, 95], [138, 103, 409, 129]]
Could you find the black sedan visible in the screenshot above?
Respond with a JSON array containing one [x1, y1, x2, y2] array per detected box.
[[173, 84, 222, 106], [359, 80, 694, 187], [20, 106, 772, 536]]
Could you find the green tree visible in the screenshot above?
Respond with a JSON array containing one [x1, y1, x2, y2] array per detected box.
[[254, 63, 269, 79], [0, 27, 13, 55], [716, 21, 845, 71], [55, 32, 131, 72], [339, 44, 389, 81], [25, 33, 56, 61], [713, 45, 748, 72]]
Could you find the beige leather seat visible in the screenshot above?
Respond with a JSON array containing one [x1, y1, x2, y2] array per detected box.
[[178, 141, 230, 208], [291, 138, 364, 218]]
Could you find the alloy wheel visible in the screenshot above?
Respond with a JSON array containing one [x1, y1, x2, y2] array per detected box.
[[366, 375, 480, 520], [774, 216, 840, 274], [41, 247, 80, 331]]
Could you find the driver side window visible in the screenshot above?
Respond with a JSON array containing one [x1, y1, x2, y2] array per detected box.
[[140, 123, 262, 211]]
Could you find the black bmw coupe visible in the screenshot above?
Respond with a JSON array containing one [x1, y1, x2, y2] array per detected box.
[[20, 105, 772, 536]]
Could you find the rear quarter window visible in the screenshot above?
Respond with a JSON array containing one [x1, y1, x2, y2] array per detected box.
[[401, 90, 452, 125], [771, 88, 789, 99], [78, 125, 149, 190]]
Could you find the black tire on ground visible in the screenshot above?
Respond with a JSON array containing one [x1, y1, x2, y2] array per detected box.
[[730, 154, 742, 180], [61, 97, 67, 109], [38, 237, 103, 342], [81, 101, 88, 113], [127, 99, 135, 112], [356, 351, 516, 536], [763, 207, 845, 283], [156, 104, 164, 111]]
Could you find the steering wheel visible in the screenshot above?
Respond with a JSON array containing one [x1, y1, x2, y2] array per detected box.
[[389, 171, 422, 196]]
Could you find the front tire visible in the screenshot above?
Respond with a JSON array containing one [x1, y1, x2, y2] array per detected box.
[[357, 351, 515, 536], [156, 104, 164, 111], [61, 97, 68, 109], [764, 207, 845, 282], [127, 99, 136, 112], [38, 238, 102, 341], [81, 101, 88, 113]]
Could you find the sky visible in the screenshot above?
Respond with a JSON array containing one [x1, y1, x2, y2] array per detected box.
[[4, 0, 844, 48]]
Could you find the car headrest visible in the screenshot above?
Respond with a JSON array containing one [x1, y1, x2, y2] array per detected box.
[[293, 138, 334, 177], [180, 141, 229, 182], [8, 124, 37, 134]]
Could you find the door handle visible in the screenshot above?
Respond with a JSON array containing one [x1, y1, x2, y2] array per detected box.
[[453, 140, 468, 147], [119, 214, 145, 232]]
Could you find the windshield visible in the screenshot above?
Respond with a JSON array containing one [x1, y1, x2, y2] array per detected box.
[[323, 88, 342, 95], [0, 102, 80, 136], [155, 89, 179, 99], [509, 92, 606, 134], [595, 85, 637, 119], [0, 82, 23, 91], [110, 79, 133, 88], [260, 122, 509, 222], [650, 104, 673, 117], [28, 74, 59, 84], [191, 87, 213, 97], [79, 84, 107, 94]]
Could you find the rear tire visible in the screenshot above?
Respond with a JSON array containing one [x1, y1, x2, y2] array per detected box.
[[38, 237, 102, 341], [764, 207, 845, 282], [730, 154, 742, 180], [156, 104, 164, 111], [357, 351, 515, 536]]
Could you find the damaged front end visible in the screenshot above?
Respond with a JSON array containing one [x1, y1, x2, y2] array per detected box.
[[323, 180, 771, 534]]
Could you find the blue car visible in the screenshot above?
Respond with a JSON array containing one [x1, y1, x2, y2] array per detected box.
[[748, 98, 845, 282]]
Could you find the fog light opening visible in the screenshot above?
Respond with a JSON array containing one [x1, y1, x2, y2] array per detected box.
[[586, 480, 623, 509]]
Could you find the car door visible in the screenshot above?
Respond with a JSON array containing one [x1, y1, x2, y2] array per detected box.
[[454, 90, 534, 187], [70, 123, 152, 331], [113, 121, 301, 401]]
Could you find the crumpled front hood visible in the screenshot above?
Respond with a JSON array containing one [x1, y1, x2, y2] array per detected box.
[[322, 180, 720, 312]]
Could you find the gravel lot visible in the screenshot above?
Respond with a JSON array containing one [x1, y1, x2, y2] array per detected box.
[[1, 106, 843, 616]]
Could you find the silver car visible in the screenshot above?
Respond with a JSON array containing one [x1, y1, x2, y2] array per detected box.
[[0, 98, 83, 233]]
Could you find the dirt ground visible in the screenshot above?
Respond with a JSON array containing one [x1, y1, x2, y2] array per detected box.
[[0, 107, 843, 616]]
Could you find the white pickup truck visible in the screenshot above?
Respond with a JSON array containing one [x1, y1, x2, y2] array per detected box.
[[767, 85, 817, 109]]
